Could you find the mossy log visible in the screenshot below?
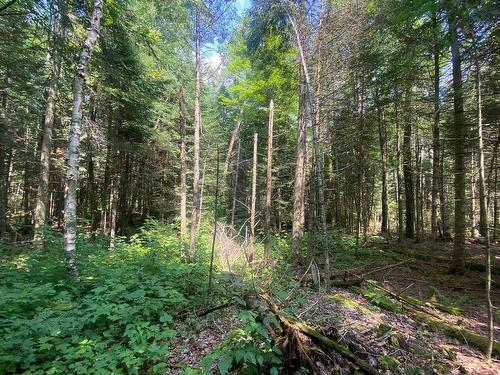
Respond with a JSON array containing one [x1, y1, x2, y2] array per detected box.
[[352, 287, 500, 356], [398, 294, 462, 316]]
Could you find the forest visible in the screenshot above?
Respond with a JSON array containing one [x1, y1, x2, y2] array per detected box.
[[0, 0, 499, 373]]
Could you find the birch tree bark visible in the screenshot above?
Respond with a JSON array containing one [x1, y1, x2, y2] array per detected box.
[[178, 86, 188, 241], [63, 0, 104, 277]]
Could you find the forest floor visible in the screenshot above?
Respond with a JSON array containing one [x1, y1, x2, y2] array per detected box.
[[166, 238, 500, 374]]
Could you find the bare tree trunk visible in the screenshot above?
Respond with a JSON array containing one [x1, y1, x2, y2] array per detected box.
[[63, 0, 103, 277], [403, 87, 415, 240], [476, 61, 487, 238], [431, 12, 441, 239], [264, 99, 274, 259], [292, 74, 307, 260], [395, 101, 404, 242], [207, 148, 220, 295], [288, 9, 330, 288], [0, 73, 10, 237], [189, 8, 202, 256], [198, 160, 206, 226], [474, 59, 493, 362], [470, 151, 477, 237], [440, 141, 449, 239], [415, 128, 422, 242], [224, 117, 241, 176], [231, 140, 241, 226], [249, 133, 258, 263], [377, 91, 388, 234], [448, 11, 466, 273], [178, 86, 187, 240], [109, 178, 117, 249], [34, 5, 65, 241]]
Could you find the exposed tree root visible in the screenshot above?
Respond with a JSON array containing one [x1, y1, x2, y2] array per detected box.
[[258, 292, 379, 374]]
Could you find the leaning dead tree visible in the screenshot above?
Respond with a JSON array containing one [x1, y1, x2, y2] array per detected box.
[[286, 2, 330, 288]]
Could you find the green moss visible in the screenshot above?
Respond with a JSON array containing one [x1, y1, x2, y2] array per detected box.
[[378, 355, 400, 370], [327, 293, 371, 314]]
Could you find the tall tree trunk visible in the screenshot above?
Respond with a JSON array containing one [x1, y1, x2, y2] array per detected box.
[[63, 0, 103, 277], [448, 11, 466, 273], [288, 10, 330, 288], [403, 88, 415, 239], [34, 5, 65, 240], [476, 60, 487, 238], [377, 91, 388, 234], [431, 11, 441, 239], [189, 8, 202, 256], [264, 99, 274, 259], [292, 72, 307, 260], [249, 133, 258, 263], [0, 73, 10, 237], [475, 58, 493, 362], [178, 86, 187, 241], [395, 100, 404, 241]]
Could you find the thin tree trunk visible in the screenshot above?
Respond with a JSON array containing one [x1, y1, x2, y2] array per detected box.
[[476, 60, 487, 238], [415, 128, 422, 242], [449, 11, 466, 273], [249, 133, 258, 263], [475, 59, 493, 362], [231, 140, 241, 227], [63, 0, 104, 277], [207, 148, 220, 295], [377, 91, 388, 234], [264, 99, 274, 259], [403, 87, 415, 240], [395, 101, 404, 242], [470, 151, 477, 237], [0, 73, 10, 237], [178, 86, 187, 240], [34, 5, 65, 240], [431, 11, 441, 239], [189, 7, 202, 256]]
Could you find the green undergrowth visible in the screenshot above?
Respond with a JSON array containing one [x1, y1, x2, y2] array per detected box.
[[0, 220, 234, 375]]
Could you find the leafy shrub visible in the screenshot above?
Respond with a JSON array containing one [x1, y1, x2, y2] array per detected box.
[[0, 225, 228, 374], [201, 310, 281, 374]]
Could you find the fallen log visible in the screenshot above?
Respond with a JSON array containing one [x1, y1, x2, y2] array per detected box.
[[351, 286, 500, 356], [391, 248, 500, 275], [259, 292, 379, 374]]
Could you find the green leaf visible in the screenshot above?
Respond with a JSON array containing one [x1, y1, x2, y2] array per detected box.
[[218, 355, 233, 375]]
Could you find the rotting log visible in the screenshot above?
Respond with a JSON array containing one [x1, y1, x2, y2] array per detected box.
[[391, 247, 500, 274], [259, 292, 379, 374], [351, 287, 500, 356]]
